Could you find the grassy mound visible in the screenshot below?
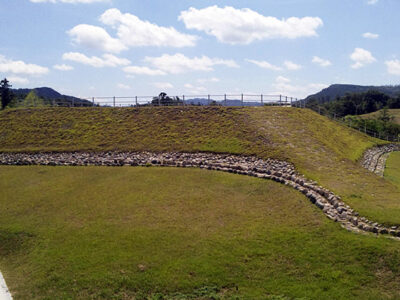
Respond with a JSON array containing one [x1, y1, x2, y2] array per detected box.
[[360, 109, 400, 125], [1, 166, 400, 299], [0, 106, 399, 224]]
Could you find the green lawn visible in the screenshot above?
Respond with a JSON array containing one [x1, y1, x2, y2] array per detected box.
[[385, 152, 400, 189], [1, 166, 400, 299], [1, 107, 400, 226]]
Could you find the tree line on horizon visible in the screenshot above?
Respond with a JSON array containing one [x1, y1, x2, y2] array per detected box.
[[0, 77, 94, 109], [306, 90, 400, 140]]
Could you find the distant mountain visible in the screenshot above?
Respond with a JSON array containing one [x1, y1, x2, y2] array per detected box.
[[184, 98, 264, 106], [304, 84, 400, 102], [12, 87, 92, 106]]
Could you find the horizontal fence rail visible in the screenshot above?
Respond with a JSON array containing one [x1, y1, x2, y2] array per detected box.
[[316, 110, 400, 142], [80, 94, 301, 108], [8, 94, 398, 141], [11, 94, 304, 108]]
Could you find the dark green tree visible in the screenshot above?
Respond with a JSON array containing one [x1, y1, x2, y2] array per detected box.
[[388, 97, 400, 109], [151, 92, 183, 106], [377, 107, 393, 123], [0, 78, 13, 109]]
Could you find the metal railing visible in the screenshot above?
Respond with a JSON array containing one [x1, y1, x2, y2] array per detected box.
[[80, 94, 300, 107], [315, 110, 400, 142], [9, 93, 304, 108]]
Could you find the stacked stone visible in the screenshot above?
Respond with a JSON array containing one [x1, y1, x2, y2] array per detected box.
[[0, 151, 399, 238], [361, 144, 400, 176]]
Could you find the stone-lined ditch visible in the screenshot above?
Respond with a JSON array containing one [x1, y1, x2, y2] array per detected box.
[[361, 144, 400, 177], [1, 151, 399, 239]]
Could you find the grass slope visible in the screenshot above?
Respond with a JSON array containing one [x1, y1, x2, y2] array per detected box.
[[0, 107, 399, 225], [360, 109, 400, 125], [385, 152, 400, 189], [1, 166, 400, 299]]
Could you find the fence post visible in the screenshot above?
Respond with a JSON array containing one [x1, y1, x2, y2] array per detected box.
[[113, 96, 116, 107], [261, 94, 263, 106], [241, 94, 243, 106], [224, 94, 227, 106], [182, 95, 185, 106], [92, 97, 94, 106], [290, 97, 292, 106], [208, 94, 210, 106], [135, 96, 138, 107], [279, 95, 282, 106], [285, 96, 287, 106]]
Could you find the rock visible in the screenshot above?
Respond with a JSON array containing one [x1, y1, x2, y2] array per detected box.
[[0, 150, 397, 238]]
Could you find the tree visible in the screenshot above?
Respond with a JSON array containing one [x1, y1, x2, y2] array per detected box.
[[388, 97, 400, 109], [0, 78, 13, 109], [378, 107, 392, 122], [22, 90, 45, 107], [151, 92, 183, 106]]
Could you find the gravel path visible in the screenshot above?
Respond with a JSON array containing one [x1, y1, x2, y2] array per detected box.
[[0, 271, 12, 300]]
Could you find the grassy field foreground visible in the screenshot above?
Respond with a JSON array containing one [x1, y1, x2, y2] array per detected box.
[[1, 166, 400, 299], [0, 107, 399, 225]]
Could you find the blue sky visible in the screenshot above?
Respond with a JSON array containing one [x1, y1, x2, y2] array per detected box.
[[0, 0, 399, 99]]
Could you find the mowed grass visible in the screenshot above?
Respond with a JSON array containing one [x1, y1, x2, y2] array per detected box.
[[360, 109, 400, 125], [385, 152, 400, 189], [1, 106, 398, 225], [1, 166, 400, 300]]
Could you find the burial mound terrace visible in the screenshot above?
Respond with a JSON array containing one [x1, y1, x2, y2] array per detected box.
[[1, 145, 399, 238]]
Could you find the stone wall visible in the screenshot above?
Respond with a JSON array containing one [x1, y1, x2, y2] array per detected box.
[[1, 151, 399, 239], [361, 144, 400, 177]]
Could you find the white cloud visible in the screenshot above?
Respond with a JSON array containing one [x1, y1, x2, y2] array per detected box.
[[62, 52, 130, 68], [7, 76, 29, 84], [0, 55, 49, 75], [272, 76, 327, 98], [184, 83, 207, 94], [144, 53, 239, 74], [117, 83, 131, 90], [385, 60, 400, 75], [284, 60, 302, 70], [367, 0, 378, 5], [350, 48, 376, 69], [197, 77, 220, 84], [53, 64, 74, 71], [153, 82, 174, 89], [312, 56, 332, 67], [99, 8, 197, 48], [30, 0, 109, 3], [245, 59, 282, 71], [123, 66, 166, 76], [179, 6, 323, 44], [68, 24, 127, 53], [276, 76, 291, 83], [362, 32, 379, 39]]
